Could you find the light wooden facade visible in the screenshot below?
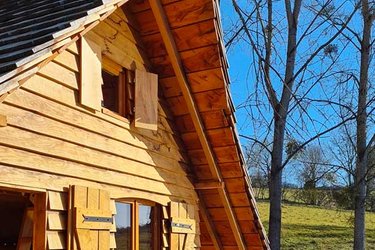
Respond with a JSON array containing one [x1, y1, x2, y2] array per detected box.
[[0, 0, 269, 249]]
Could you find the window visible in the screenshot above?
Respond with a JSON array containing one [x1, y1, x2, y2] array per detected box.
[[80, 37, 158, 130], [102, 70, 119, 113], [101, 57, 135, 119], [114, 200, 160, 250]]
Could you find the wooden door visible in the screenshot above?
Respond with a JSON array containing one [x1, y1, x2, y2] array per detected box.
[[67, 185, 112, 250]]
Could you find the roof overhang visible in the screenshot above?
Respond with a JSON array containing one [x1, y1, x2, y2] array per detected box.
[[0, 0, 270, 249]]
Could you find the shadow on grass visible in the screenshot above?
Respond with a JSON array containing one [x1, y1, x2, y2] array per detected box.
[[281, 223, 375, 250]]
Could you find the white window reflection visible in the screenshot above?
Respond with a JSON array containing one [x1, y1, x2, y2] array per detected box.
[[114, 202, 131, 250]]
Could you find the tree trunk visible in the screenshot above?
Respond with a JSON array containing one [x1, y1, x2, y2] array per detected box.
[[268, 1, 301, 248], [268, 116, 286, 250], [354, 1, 371, 249]]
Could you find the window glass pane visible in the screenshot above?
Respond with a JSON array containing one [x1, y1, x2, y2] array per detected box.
[[102, 70, 119, 113], [139, 205, 153, 250], [115, 202, 131, 250]]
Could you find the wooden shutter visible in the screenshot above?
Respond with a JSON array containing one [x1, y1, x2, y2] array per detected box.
[[135, 69, 158, 130], [169, 201, 198, 249], [80, 37, 103, 111], [67, 186, 112, 250]]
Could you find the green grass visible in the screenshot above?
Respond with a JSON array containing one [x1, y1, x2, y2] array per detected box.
[[257, 202, 375, 249]]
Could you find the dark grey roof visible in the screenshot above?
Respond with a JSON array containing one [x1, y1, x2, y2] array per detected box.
[[0, 0, 104, 75]]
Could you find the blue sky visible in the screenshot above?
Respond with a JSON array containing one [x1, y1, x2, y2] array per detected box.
[[218, 1, 375, 185]]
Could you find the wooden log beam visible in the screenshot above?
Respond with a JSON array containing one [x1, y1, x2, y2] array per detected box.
[[149, 1, 246, 249]]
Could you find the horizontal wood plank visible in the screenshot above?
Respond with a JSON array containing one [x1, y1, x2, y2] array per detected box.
[[134, 0, 214, 36], [129, 0, 180, 13], [160, 68, 224, 98], [38, 61, 79, 89], [90, 19, 146, 64], [3, 88, 185, 164], [208, 207, 254, 221], [151, 45, 221, 77], [142, 19, 218, 58], [0, 143, 194, 196], [53, 49, 79, 72], [1, 104, 188, 176], [175, 110, 230, 133], [0, 164, 192, 205], [84, 31, 146, 71]]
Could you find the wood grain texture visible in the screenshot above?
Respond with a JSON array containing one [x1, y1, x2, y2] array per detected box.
[[48, 212, 67, 230], [39, 61, 79, 89], [134, 0, 214, 36], [48, 191, 68, 211], [54, 50, 79, 72], [151, 45, 222, 78], [0, 143, 194, 198], [142, 19, 218, 58], [0, 114, 6, 127], [0, 165, 183, 205], [4, 87, 184, 162], [33, 192, 47, 249], [160, 68, 225, 98], [47, 231, 66, 249], [135, 69, 159, 130], [80, 37, 103, 111]]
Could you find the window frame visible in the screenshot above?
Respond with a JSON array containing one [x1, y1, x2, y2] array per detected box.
[[101, 57, 134, 122], [114, 199, 161, 250]]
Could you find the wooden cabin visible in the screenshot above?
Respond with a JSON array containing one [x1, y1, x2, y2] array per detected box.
[[0, 0, 269, 249]]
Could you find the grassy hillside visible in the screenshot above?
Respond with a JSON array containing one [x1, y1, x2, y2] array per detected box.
[[257, 202, 375, 249]]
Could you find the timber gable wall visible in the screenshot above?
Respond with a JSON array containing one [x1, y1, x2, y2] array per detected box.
[[0, 7, 199, 249]]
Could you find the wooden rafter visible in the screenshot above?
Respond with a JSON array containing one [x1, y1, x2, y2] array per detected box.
[[149, 1, 246, 249], [198, 192, 223, 249]]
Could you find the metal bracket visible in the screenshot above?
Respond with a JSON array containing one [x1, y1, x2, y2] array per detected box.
[[83, 215, 113, 223], [171, 222, 193, 230]]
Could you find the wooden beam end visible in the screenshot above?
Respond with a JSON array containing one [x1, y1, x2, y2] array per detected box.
[[0, 114, 7, 127]]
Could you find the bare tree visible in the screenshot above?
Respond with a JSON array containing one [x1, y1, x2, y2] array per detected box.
[[244, 140, 271, 199], [298, 146, 335, 186], [353, 1, 374, 248], [227, 1, 358, 248], [330, 125, 357, 187], [324, 1, 375, 247]]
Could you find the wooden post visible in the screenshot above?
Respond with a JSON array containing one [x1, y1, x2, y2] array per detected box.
[[33, 192, 48, 249]]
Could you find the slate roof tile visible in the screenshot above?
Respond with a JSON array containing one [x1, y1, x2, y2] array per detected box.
[[0, 0, 103, 75]]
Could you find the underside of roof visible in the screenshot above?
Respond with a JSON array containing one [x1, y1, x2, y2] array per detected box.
[[0, 0, 269, 249]]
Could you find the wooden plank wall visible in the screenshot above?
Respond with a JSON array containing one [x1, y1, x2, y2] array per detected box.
[[0, 7, 200, 250]]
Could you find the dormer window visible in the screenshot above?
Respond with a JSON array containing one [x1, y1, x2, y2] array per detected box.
[[79, 37, 158, 130]]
